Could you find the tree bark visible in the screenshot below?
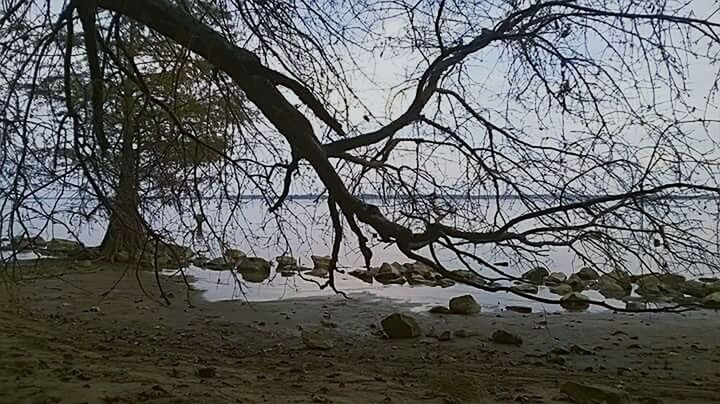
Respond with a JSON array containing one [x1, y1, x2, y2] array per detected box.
[[100, 71, 146, 259]]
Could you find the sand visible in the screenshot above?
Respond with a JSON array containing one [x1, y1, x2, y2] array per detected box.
[[1, 258, 719, 403]]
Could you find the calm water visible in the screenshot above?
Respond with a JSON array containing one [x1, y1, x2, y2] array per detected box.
[[3, 197, 719, 311]]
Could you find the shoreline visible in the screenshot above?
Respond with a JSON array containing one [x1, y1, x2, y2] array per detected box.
[[1, 259, 720, 403]]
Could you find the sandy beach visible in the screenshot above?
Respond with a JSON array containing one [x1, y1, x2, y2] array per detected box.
[[1, 259, 719, 403]]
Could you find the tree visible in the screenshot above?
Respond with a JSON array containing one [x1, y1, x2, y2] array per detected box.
[[3, 8, 250, 262], [2, 0, 720, 310]]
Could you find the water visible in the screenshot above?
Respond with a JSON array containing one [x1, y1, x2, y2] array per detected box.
[[3, 197, 719, 311]]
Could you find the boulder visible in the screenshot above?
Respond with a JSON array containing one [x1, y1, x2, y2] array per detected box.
[[302, 328, 334, 350], [10, 235, 47, 251], [658, 273, 686, 288], [223, 248, 246, 264], [348, 269, 374, 284], [305, 268, 330, 278], [429, 306, 451, 314], [577, 267, 600, 281], [275, 256, 297, 270], [237, 257, 271, 282], [435, 278, 456, 288], [403, 262, 435, 279], [205, 257, 233, 270], [560, 292, 590, 311], [449, 294, 481, 314], [597, 276, 628, 299], [45, 238, 84, 254], [705, 281, 720, 295], [510, 283, 539, 294], [522, 267, 549, 283], [449, 269, 486, 284], [381, 313, 421, 339], [549, 284, 574, 296], [375, 262, 405, 285], [545, 272, 567, 285], [702, 292, 720, 308], [311, 255, 332, 270], [607, 268, 632, 291], [566, 273, 587, 292], [491, 330, 523, 346], [407, 274, 436, 287], [560, 381, 630, 404]]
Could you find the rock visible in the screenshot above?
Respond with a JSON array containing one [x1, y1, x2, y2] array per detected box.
[[577, 267, 600, 281], [205, 257, 233, 270], [88, 306, 101, 313], [429, 306, 451, 314], [45, 238, 84, 254], [702, 292, 720, 308], [11, 235, 47, 250], [453, 329, 478, 338], [597, 275, 628, 299], [560, 381, 630, 404], [348, 269, 374, 284], [375, 263, 405, 285], [658, 273, 686, 288], [506, 305, 532, 314], [311, 255, 332, 270], [522, 267, 549, 283], [449, 295, 481, 314], [197, 367, 216, 378], [305, 268, 329, 278], [302, 328, 334, 350], [237, 257, 271, 282], [223, 248, 246, 263], [448, 269, 486, 285], [381, 313, 421, 339], [626, 301, 646, 311], [607, 269, 632, 291], [560, 292, 590, 311], [275, 256, 297, 270], [706, 281, 720, 295], [699, 277, 719, 283], [636, 274, 661, 288], [510, 283, 539, 294], [407, 274, 436, 287], [550, 284, 574, 296], [436, 331, 452, 341], [566, 274, 587, 292], [679, 280, 708, 298], [435, 278, 456, 288], [545, 272, 567, 285], [491, 330, 522, 345], [403, 262, 435, 279]]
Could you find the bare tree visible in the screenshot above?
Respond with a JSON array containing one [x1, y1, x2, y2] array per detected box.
[[2, 0, 720, 310]]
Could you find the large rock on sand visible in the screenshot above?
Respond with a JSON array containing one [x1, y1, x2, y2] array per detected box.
[[381, 313, 421, 339], [560, 292, 590, 311], [561, 381, 630, 404], [702, 292, 720, 308], [449, 295, 481, 314]]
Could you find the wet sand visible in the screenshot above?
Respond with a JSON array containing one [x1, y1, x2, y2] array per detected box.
[[1, 259, 719, 403]]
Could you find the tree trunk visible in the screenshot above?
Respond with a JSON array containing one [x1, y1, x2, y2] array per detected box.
[[100, 65, 146, 260], [100, 127, 146, 260]]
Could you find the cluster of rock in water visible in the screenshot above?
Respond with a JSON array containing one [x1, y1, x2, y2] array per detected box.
[[517, 266, 720, 310], [6, 235, 720, 309]]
